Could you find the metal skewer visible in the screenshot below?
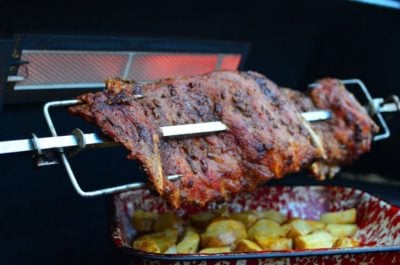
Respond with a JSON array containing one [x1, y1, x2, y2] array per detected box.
[[0, 112, 331, 155]]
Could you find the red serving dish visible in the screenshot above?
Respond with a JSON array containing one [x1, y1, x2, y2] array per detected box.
[[111, 186, 400, 265]]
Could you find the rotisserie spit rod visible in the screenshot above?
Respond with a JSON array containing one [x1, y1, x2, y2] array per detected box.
[[0, 110, 331, 155]]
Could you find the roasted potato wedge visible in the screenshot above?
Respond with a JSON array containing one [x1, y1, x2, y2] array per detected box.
[[320, 208, 356, 224], [280, 224, 292, 235], [294, 231, 334, 250], [132, 238, 161, 253], [334, 237, 360, 248], [287, 220, 326, 238], [199, 247, 231, 254], [235, 239, 262, 252], [153, 213, 184, 234], [177, 230, 200, 254], [254, 236, 293, 250], [247, 219, 284, 240], [253, 210, 286, 224], [230, 211, 259, 228], [190, 212, 216, 229], [201, 219, 247, 248], [131, 206, 361, 254], [326, 224, 358, 237], [133, 229, 178, 253], [132, 210, 159, 233]]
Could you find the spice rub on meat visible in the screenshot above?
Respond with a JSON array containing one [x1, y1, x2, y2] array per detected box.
[[69, 71, 378, 208], [282, 78, 379, 180]]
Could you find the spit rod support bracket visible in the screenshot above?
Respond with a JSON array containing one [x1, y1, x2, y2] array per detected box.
[[309, 79, 393, 141], [69, 128, 87, 157], [341, 79, 391, 141], [42, 99, 181, 197], [31, 133, 60, 166]]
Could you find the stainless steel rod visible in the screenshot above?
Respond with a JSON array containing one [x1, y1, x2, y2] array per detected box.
[[0, 110, 332, 155], [0, 133, 110, 155]]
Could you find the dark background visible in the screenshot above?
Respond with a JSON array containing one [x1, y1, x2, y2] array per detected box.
[[0, 1, 399, 264]]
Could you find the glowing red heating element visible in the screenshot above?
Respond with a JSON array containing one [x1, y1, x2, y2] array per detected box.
[[129, 54, 241, 81], [17, 51, 242, 88], [220, 55, 242, 70]]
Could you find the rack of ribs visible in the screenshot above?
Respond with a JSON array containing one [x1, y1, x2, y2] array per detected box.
[[69, 71, 378, 208]]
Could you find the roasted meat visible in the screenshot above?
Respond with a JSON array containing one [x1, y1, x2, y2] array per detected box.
[[282, 78, 379, 180], [69, 71, 378, 208]]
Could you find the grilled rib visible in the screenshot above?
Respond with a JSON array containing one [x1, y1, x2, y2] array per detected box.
[[282, 78, 379, 180], [69, 71, 378, 208]]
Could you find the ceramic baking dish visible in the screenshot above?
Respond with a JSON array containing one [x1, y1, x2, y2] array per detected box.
[[111, 186, 400, 265]]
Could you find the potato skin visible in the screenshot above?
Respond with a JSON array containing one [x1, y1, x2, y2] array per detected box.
[[201, 220, 247, 248], [177, 230, 200, 254], [132, 238, 161, 253], [253, 210, 286, 224], [153, 213, 183, 234], [287, 220, 326, 238], [230, 211, 259, 228], [320, 209, 356, 224], [133, 229, 178, 253], [326, 224, 358, 237], [254, 236, 293, 250], [190, 212, 216, 229], [132, 210, 159, 233], [199, 247, 231, 254], [294, 231, 334, 249], [334, 237, 360, 248], [247, 219, 283, 240], [235, 239, 262, 252]]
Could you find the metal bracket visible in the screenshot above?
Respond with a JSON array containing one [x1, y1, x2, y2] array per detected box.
[[42, 99, 182, 197], [69, 128, 87, 157], [341, 79, 390, 141], [31, 133, 60, 166]]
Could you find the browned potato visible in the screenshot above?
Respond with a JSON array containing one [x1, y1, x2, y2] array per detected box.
[[153, 213, 184, 234], [199, 247, 231, 254], [253, 210, 286, 224], [326, 224, 358, 237], [254, 236, 293, 250], [235, 239, 262, 252], [334, 237, 360, 248], [247, 219, 284, 240], [307, 220, 326, 230], [133, 238, 161, 253], [230, 211, 259, 228], [133, 229, 178, 253], [280, 224, 292, 236], [132, 210, 159, 233], [320, 209, 356, 224], [176, 230, 200, 254], [287, 220, 326, 238], [190, 212, 216, 229], [131, 207, 361, 254], [294, 231, 334, 249], [201, 220, 247, 248]]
